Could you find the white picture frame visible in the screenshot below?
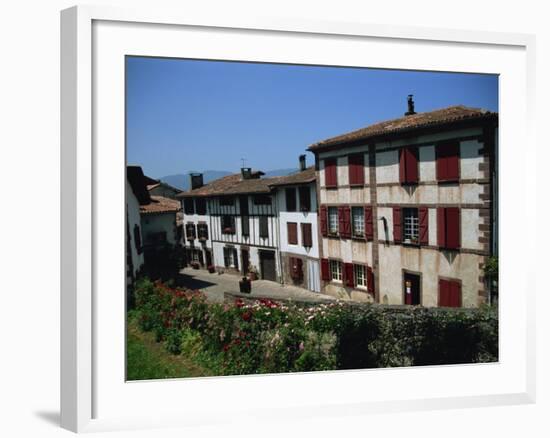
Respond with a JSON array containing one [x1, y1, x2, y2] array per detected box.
[[60, 5, 536, 433]]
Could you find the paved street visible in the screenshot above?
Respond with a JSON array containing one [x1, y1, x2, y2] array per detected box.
[[177, 267, 335, 303]]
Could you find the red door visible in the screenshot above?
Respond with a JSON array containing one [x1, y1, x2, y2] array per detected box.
[[439, 279, 461, 307]]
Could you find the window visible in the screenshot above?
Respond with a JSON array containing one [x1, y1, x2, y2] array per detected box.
[[253, 194, 271, 205], [354, 264, 367, 289], [220, 196, 234, 206], [329, 260, 342, 282], [324, 158, 337, 187], [399, 147, 419, 184], [348, 154, 364, 185], [259, 216, 269, 238], [195, 198, 207, 215], [223, 247, 238, 269], [301, 223, 312, 248], [197, 223, 208, 240], [437, 207, 460, 249], [221, 215, 235, 234], [287, 222, 298, 245], [328, 207, 338, 235], [185, 223, 196, 240], [352, 207, 365, 237], [183, 198, 195, 214], [403, 208, 419, 244], [299, 186, 311, 212], [289, 257, 303, 280], [439, 278, 461, 307], [241, 216, 250, 237], [436, 141, 460, 182], [285, 188, 296, 211], [133, 224, 142, 254]]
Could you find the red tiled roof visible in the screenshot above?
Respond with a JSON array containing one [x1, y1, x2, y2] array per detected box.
[[140, 196, 180, 214], [178, 173, 276, 198], [268, 166, 316, 186], [308, 105, 498, 151]]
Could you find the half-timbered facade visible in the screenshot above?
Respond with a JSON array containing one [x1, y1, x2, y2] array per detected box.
[[178, 169, 282, 282], [308, 102, 498, 307]]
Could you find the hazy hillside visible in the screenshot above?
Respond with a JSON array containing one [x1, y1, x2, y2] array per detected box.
[[159, 168, 298, 191]]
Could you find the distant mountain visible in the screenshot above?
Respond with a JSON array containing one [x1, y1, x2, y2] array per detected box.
[[159, 168, 299, 191], [159, 171, 232, 191]]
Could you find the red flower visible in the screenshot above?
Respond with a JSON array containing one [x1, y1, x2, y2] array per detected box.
[[223, 344, 230, 352], [235, 299, 245, 308], [242, 311, 252, 322]]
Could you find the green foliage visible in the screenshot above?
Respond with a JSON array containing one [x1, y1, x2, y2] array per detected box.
[[131, 279, 498, 377], [483, 256, 498, 280]]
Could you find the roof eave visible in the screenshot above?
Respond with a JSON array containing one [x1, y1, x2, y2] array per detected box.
[[308, 114, 498, 153]]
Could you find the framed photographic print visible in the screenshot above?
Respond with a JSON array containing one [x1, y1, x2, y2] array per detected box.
[[61, 4, 536, 433]]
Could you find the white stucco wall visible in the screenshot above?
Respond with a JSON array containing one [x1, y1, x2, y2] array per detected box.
[[276, 183, 319, 258], [126, 180, 144, 277]]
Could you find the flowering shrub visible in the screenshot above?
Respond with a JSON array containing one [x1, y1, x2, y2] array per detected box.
[[132, 278, 498, 376]]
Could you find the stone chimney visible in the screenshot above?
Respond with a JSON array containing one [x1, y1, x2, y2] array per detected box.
[[189, 173, 204, 190], [299, 154, 306, 171], [404, 94, 416, 116], [241, 167, 252, 180]]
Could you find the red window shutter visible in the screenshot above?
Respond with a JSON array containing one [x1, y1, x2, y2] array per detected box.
[[418, 207, 429, 245], [446, 143, 460, 181], [439, 279, 449, 307], [301, 223, 312, 247], [405, 147, 419, 183], [348, 154, 364, 185], [287, 222, 298, 245], [436, 142, 459, 182], [445, 207, 460, 249], [399, 147, 419, 184], [399, 149, 406, 183], [437, 207, 446, 247], [393, 207, 402, 243], [321, 258, 330, 281], [449, 280, 461, 307], [364, 206, 373, 240], [320, 205, 327, 237], [297, 258, 303, 278], [344, 263, 355, 288], [325, 158, 337, 187], [367, 266, 374, 294], [340, 205, 351, 238], [338, 206, 345, 237]]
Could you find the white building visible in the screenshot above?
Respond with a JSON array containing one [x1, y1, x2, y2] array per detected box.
[[126, 166, 150, 283], [308, 101, 498, 307], [140, 196, 181, 248], [178, 169, 282, 282], [270, 159, 320, 292]]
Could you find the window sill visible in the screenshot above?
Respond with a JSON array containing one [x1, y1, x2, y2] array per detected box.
[[400, 181, 419, 186], [349, 183, 365, 188], [324, 185, 338, 190], [437, 179, 459, 185]]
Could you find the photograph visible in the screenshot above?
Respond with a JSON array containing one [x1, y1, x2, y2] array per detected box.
[[125, 57, 499, 380]]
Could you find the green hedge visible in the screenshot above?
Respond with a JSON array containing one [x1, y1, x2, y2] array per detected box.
[[132, 278, 498, 376]]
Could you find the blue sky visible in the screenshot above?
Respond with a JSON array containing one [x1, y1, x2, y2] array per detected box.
[[126, 57, 498, 178]]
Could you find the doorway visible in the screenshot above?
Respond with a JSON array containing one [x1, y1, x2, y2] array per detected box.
[[259, 250, 276, 282], [403, 272, 421, 305], [241, 249, 250, 275]]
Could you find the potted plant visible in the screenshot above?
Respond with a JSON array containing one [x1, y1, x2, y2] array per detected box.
[[190, 261, 200, 270], [239, 276, 252, 294], [248, 265, 259, 281], [207, 264, 216, 273]]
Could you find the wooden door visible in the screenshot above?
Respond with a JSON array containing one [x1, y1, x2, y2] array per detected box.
[[241, 249, 250, 275], [260, 250, 276, 282], [404, 272, 421, 305]]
